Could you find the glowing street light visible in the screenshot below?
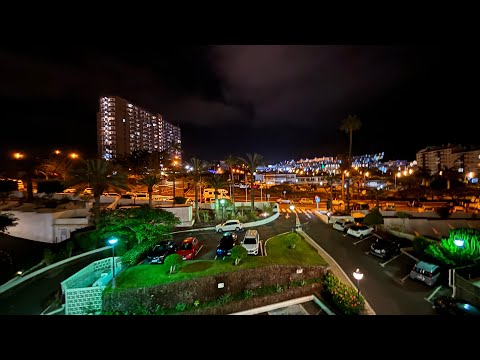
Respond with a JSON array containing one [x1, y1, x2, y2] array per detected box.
[[107, 237, 119, 288], [220, 198, 226, 220], [290, 204, 296, 232], [353, 268, 364, 295], [13, 152, 24, 160], [454, 239, 465, 247]]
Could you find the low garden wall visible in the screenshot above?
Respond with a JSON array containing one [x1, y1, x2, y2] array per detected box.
[[102, 264, 328, 313]]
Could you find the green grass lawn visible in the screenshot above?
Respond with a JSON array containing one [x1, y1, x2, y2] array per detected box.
[[114, 232, 327, 289]]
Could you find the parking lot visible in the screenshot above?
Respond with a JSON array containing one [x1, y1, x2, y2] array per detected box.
[[338, 228, 452, 305]]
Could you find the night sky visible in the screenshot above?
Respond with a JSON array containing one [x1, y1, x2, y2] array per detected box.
[[1, 44, 478, 165]]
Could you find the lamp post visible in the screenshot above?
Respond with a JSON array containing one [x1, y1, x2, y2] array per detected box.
[[395, 172, 401, 189], [353, 268, 364, 295], [220, 198, 225, 221], [107, 237, 119, 288], [290, 204, 296, 232]]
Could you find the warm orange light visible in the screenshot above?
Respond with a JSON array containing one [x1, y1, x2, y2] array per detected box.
[[69, 153, 79, 159], [13, 152, 24, 159], [365, 172, 369, 177], [54, 150, 61, 155]]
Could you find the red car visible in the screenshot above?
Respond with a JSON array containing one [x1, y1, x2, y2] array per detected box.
[[176, 237, 199, 260]]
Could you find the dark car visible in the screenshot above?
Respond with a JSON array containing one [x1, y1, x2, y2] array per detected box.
[[147, 240, 179, 264], [369, 237, 401, 259], [216, 232, 238, 257], [433, 296, 480, 316]]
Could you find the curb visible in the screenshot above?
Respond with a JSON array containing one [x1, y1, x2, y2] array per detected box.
[[297, 229, 376, 315]]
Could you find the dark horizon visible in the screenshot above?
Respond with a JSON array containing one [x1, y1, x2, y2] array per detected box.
[[1, 45, 479, 165]]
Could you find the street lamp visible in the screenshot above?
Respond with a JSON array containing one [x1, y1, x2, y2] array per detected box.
[[220, 198, 226, 221], [353, 268, 364, 295], [454, 238, 465, 247], [290, 204, 296, 232], [394, 172, 401, 189], [107, 237, 119, 288]]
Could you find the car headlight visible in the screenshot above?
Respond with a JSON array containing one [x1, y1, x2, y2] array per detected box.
[[381, 249, 385, 253]]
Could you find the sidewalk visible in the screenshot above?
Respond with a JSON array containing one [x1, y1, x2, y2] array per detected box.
[[297, 228, 376, 315]]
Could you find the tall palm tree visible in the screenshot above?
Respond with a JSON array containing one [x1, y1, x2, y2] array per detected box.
[[139, 174, 161, 208], [66, 158, 129, 223], [224, 155, 238, 213], [238, 153, 264, 211], [340, 114, 362, 213], [187, 157, 209, 223], [207, 174, 229, 217]]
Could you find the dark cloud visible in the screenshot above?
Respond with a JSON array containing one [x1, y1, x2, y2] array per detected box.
[[0, 44, 478, 164]]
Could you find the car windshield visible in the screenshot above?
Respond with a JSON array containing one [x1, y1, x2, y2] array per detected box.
[[152, 243, 168, 252], [243, 238, 257, 245], [180, 242, 193, 250]]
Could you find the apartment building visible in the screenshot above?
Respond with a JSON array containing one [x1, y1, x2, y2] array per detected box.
[[97, 96, 181, 160], [416, 144, 480, 177]]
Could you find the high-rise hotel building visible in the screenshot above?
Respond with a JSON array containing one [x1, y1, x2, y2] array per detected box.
[[97, 96, 181, 160]]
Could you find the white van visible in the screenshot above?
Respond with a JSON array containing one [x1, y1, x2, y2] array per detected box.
[[203, 188, 230, 202], [241, 229, 260, 255]]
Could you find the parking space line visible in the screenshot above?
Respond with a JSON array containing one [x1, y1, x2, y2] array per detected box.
[[195, 245, 204, 256], [400, 273, 411, 282], [425, 285, 443, 302], [353, 235, 372, 245], [214, 255, 218, 260], [379, 253, 402, 267], [364, 251, 370, 255]]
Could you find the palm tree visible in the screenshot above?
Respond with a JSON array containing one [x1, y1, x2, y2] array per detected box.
[[238, 153, 264, 211], [139, 174, 162, 208], [187, 157, 209, 223], [340, 114, 362, 213], [224, 155, 238, 213], [66, 158, 129, 223], [207, 174, 229, 217]]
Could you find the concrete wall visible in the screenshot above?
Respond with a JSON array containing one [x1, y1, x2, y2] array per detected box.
[[7, 209, 92, 244], [383, 218, 480, 238]]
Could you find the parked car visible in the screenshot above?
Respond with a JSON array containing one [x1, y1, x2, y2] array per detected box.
[[409, 260, 441, 286], [433, 296, 480, 315], [176, 237, 199, 260], [241, 229, 260, 255], [216, 232, 239, 257], [83, 187, 93, 195], [369, 237, 401, 259], [63, 188, 77, 194], [332, 219, 354, 233], [382, 202, 396, 211], [146, 240, 179, 264], [347, 224, 374, 239], [215, 219, 243, 233], [276, 198, 293, 204], [102, 192, 121, 197], [298, 198, 314, 204]]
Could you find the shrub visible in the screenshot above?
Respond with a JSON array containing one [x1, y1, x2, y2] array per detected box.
[[122, 239, 158, 267], [164, 253, 183, 274], [412, 236, 437, 260], [230, 245, 248, 265], [175, 303, 187, 312], [322, 272, 365, 315], [285, 232, 300, 249], [217, 293, 233, 306]]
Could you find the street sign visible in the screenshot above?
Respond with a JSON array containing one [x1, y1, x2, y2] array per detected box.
[[315, 196, 320, 203], [283, 190, 286, 194]]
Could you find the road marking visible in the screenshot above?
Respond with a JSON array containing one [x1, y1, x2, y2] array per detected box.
[[305, 213, 312, 219], [343, 233, 348, 237], [353, 235, 372, 245], [384, 270, 406, 286], [425, 285, 443, 302], [214, 255, 217, 260], [400, 273, 411, 282], [379, 253, 402, 267], [364, 251, 370, 255], [195, 245, 204, 256]]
